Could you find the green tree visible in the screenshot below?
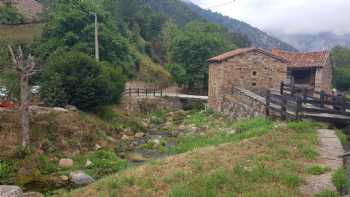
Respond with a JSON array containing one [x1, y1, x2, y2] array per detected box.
[[0, 2, 24, 25], [331, 46, 350, 90], [333, 67, 350, 91], [167, 22, 237, 89], [331, 46, 350, 67], [40, 51, 125, 110], [34, 0, 137, 78]]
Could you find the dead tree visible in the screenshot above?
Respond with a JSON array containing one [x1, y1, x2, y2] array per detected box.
[[8, 45, 37, 148]]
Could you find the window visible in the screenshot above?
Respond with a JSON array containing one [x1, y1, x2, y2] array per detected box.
[[252, 71, 257, 76], [252, 82, 257, 87]]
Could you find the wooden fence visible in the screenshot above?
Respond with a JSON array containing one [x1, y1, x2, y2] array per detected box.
[[266, 82, 350, 121], [123, 88, 163, 97]]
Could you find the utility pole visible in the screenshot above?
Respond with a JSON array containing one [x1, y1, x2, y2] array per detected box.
[[91, 12, 100, 62]]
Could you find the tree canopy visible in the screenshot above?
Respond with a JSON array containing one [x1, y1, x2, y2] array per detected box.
[[40, 51, 125, 110], [331, 46, 350, 90], [165, 21, 238, 89]]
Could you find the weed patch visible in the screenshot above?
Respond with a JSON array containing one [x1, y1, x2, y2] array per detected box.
[[315, 190, 340, 197], [335, 129, 347, 146], [332, 167, 349, 192], [305, 164, 331, 175]]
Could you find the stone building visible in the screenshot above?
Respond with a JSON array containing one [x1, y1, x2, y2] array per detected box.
[[208, 47, 332, 111], [208, 48, 288, 111], [271, 48, 332, 93]]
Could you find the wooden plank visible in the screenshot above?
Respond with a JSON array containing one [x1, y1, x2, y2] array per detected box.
[[303, 107, 350, 116]]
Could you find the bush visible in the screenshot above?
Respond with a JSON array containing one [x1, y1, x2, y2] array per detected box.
[[40, 51, 126, 110], [0, 3, 24, 25]]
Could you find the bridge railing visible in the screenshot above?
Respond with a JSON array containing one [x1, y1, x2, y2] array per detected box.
[[123, 88, 163, 97], [266, 82, 350, 121]]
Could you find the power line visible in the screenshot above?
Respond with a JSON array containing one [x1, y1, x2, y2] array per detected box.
[[206, 0, 236, 9]]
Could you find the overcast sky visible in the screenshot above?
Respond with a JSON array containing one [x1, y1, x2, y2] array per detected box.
[[190, 0, 350, 35]]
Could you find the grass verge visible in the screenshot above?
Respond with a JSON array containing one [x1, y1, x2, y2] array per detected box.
[[59, 120, 321, 197]]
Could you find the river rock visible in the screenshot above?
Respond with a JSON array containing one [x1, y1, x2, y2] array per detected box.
[[60, 175, 69, 182], [135, 132, 145, 138], [0, 185, 23, 197], [128, 153, 147, 162], [53, 107, 68, 112], [65, 105, 78, 111], [59, 159, 74, 168], [85, 160, 93, 167], [178, 124, 186, 131], [69, 171, 94, 186], [122, 134, 130, 141], [23, 192, 44, 197], [95, 144, 102, 150]]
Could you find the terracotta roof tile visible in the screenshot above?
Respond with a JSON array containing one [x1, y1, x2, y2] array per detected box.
[[271, 48, 330, 68], [208, 48, 288, 63]]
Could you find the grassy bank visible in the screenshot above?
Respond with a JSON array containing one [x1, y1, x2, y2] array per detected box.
[[60, 120, 321, 197]]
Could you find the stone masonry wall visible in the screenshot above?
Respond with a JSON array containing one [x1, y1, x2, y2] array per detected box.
[[321, 58, 332, 93], [221, 88, 267, 120], [209, 51, 287, 111]]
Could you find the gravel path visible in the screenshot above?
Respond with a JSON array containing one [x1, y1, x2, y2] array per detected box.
[[300, 129, 344, 196]]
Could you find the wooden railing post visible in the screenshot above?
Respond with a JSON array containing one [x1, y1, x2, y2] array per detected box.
[[296, 96, 303, 121], [145, 89, 148, 96], [160, 89, 163, 97], [129, 88, 131, 96], [341, 95, 346, 112], [266, 90, 271, 117], [303, 88, 307, 101], [320, 90, 325, 108], [280, 82, 284, 96], [281, 95, 287, 121], [137, 88, 140, 96], [154, 88, 156, 96], [290, 79, 295, 97]]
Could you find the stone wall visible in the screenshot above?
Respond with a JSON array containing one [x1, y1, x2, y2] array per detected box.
[[221, 88, 267, 120], [319, 58, 333, 93], [209, 51, 287, 111]]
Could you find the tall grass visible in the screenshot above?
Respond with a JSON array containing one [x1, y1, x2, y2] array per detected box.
[[171, 118, 273, 154]]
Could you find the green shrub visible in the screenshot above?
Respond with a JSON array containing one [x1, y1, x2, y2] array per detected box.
[[0, 3, 24, 25], [150, 110, 166, 124], [332, 168, 349, 192], [74, 150, 128, 179], [306, 164, 331, 175], [40, 51, 126, 111], [0, 160, 17, 180]]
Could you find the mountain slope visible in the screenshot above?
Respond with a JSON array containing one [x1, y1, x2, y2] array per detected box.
[[184, 1, 297, 51], [272, 32, 350, 52]]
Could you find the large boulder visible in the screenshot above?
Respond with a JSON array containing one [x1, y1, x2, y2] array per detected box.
[[59, 159, 74, 168], [0, 185, 23, 197], [69, 171, 94, 186]]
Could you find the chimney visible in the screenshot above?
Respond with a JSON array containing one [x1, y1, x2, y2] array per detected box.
[[271, 48, 281, 55]]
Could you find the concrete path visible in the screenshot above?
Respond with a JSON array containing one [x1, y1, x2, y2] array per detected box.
[[300, 129, 344, 196]]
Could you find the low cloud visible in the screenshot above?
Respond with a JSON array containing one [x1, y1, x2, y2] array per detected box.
[[190, 0, 350, 35]]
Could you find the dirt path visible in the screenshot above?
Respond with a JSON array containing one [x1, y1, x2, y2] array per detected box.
[[300, 129, 344, 196]]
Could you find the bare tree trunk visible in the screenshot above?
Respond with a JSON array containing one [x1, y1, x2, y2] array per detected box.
[[8, 45, 37, 149], [20, 74, 30, 147]]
